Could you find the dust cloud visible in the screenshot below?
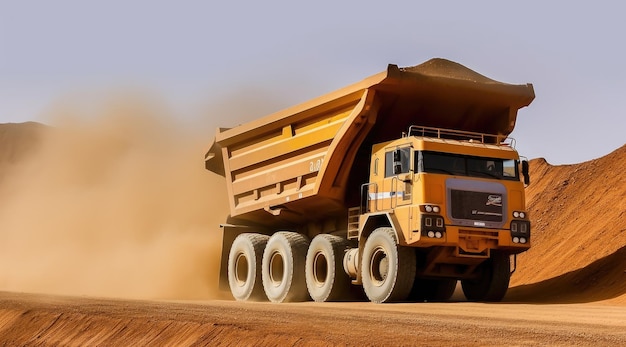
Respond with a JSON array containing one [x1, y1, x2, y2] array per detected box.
[[0, 93, 231, 300]]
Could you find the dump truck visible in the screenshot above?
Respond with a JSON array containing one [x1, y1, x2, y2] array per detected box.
[[205, 58, 534, 303]]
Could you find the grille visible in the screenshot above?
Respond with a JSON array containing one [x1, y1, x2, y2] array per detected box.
[[450, 190, 503, 222]]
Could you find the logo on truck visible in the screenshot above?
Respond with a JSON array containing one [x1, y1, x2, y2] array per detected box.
[[486, 194, 502, 207]]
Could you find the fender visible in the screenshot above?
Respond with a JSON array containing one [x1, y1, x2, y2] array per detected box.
[[358, 211, 405, 242]]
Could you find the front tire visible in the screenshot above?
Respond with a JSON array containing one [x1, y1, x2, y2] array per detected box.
[[461, 252, 511, 302], [262, 232, 310, 303], [305, 234, 351, 302], [227, 233, 269, 301], [361, 228, 416, 303]]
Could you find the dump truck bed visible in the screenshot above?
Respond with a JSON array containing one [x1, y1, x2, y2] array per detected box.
[[205, 58, 535, 228]]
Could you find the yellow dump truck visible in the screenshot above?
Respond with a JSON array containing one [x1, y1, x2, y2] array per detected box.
[[205, 58, 534, 303]]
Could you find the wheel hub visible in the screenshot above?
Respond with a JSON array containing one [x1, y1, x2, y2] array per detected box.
[[369, 247, 389, 285]]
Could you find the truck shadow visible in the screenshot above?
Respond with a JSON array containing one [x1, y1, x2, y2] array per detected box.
[[504, 245, 626, 304]]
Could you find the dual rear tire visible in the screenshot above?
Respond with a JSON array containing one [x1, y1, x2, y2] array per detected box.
[[228, 232, 352, 303], [262, 232, 310, 303], [305, 234, 352, 302], [227, 233, 269, 301], [228, 231, 311, 303]]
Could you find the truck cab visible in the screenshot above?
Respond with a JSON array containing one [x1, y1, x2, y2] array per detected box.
[[349, 126, 531, 301], [366, 126, 530, 248]]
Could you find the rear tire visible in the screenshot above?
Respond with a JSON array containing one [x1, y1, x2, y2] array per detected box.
[[227, 233, 269, 301], [262, 232, 310, 303], [305, 234, 351, 302], [461, 252, 511, 302], [361, 228, 416, 303]]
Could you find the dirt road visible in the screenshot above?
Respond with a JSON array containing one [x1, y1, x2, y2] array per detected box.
[[1, 291, 625, 346]]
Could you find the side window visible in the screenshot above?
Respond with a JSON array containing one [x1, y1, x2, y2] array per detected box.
[[385, 151, 394, 177], [503, 159, 519, 179], [385, 148, 410, 177]]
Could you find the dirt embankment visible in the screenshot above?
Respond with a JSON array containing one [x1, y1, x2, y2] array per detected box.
[[508, 144, 626, 304]]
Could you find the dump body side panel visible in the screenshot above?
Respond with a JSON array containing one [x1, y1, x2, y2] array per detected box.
[[210, 89, 378, 227]]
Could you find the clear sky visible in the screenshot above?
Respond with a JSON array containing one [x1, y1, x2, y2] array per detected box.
[[1, 1, 624, 164]]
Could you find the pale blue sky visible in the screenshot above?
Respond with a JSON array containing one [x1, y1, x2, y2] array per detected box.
[[1, 1, 625, 164]]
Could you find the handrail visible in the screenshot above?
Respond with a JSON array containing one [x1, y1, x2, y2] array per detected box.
[[406, 125, 514, 147], [360, 182, 379, 214]]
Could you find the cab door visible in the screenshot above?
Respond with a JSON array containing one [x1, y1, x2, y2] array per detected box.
[[381, 146, 413, 210]]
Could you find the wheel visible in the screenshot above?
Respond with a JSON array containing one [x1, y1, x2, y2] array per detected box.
[[361, 227, 416, 303], [461, 252, 511, 302], [227, 233, 269, 301], [305, 234, 351, 302], [262, 232, 311, 303], [410, 278, 457, 302]]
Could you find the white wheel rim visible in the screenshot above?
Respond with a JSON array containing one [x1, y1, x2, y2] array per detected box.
[[369, 246, 389, 286], [234, 253, 249, 287], [312, 251, 328, 287], [269, 251, 285, 287]]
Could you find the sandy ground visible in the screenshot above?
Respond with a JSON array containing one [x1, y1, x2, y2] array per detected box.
[[1, 291, 625, 346]]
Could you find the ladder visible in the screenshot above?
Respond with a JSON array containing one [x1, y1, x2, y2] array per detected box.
[[347, 207, 360, 240]]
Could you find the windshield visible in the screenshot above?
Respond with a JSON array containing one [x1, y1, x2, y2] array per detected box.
[[416, 151, 519, 181]]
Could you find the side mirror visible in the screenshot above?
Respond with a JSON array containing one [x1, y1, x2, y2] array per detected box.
[[521, 160, 530, 186]]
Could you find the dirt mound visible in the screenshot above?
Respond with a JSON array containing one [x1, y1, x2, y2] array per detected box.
[[508, 144, 626, 303]]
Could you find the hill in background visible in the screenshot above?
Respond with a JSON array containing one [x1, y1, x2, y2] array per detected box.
[[508, 144, 626, 303]]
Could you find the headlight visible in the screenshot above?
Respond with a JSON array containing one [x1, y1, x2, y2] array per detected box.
[[422, 205, 441, 213], [513, 211, 527, 219]]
